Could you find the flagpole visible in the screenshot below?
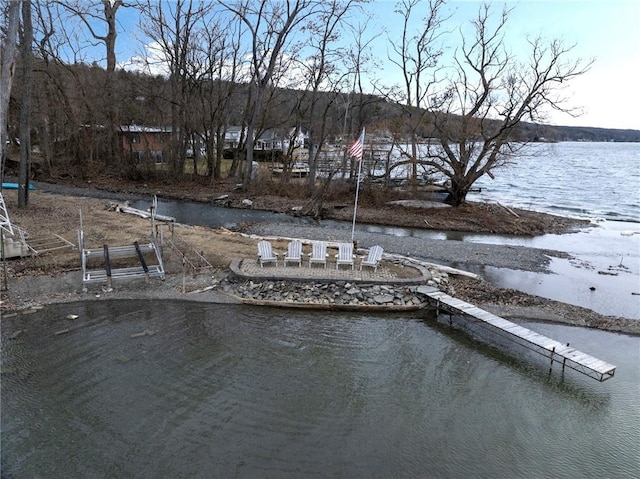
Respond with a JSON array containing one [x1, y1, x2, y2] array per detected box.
[[351, 128, 365, 243]]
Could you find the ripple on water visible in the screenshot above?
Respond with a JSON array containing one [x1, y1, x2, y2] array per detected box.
[[1, 300, 638, 478]]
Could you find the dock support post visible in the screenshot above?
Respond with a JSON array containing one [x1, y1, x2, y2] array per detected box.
[[134, 241, 150, 282], [103, 244, 112, 289], [549, 346, 556, 375], [182, 256, 186, 293]]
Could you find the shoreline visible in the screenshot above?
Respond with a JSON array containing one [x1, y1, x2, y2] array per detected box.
[[1, 184, 638, 335], [3, 271, 639, 336], [17, 177, 594, 235], [2, 250, 639, 335]]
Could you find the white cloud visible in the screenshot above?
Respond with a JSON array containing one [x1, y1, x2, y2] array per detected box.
[[119, 41, 170, 77]]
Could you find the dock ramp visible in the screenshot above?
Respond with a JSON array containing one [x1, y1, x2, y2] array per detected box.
[[1, 191, 75, 259], [420, 288, 616, 382]]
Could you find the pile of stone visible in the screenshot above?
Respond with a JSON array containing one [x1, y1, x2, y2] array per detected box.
[[221, 277, 447, 308], [425, 266, 449, 288]]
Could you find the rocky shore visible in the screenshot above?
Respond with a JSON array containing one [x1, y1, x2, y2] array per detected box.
[[220, 278, 442, 310]]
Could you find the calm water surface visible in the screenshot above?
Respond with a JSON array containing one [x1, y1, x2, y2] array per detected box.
[[2, 300, 639, 478]]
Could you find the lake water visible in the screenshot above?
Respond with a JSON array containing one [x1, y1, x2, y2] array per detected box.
[[2, 300, 639, 478], [454, 141, 640, 319], [2, 142, 639, 477], [474, 142, 640, 223], [368, 141, 639, 222]]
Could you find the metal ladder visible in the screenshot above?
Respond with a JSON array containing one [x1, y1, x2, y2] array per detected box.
[[0, 191, 14, 235], [0, 191, 74, 257]]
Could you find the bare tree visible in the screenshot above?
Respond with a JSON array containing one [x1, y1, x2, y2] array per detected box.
[[386, 0, 447, 189], [341, 14, 380, 176], [190, 15, 246, 180], [31, 1, 89, 174], [297, 3, 374, 218], [222, 0, 322, 189], [0, 1, 21, 183], [298, 6, 380, 218], [57, 0, 126, 167], [300, 0, 360, 186], [139, 0, 212, 176], [30, 2, 109, 174], [426, 4, 591, 206]]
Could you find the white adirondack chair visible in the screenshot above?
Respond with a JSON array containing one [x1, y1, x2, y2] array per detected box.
[[257, 240, 278, 267], [335, 242, 355, 270], [284, 239, 302, 267], [360, 245, 383, 271], [308, 241, 328, 268]]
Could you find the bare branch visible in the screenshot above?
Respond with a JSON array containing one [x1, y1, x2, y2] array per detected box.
[[426, 3, 592, 205]]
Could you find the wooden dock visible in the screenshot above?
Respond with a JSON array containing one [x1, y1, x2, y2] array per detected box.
[[420, 288, 616, 382]]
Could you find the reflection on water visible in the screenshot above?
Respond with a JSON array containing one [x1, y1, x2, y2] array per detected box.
[[132, 197, 318, 230], [2, 300, 638, 478], [449, 221, 640, 320]]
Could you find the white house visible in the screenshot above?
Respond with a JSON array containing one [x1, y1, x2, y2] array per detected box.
[[222, 126, 309, 152]]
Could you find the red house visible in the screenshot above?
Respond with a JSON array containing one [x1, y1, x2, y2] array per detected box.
[[119, 125, 171, 164]]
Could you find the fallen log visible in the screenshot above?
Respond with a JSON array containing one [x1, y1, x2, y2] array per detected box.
[[497, 202, 520, 218]]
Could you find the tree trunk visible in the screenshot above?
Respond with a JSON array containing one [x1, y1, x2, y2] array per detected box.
[[445, 178, 469, 207], [214, 127, 224, 179], [243, 124, 255, 188], [205, 135, 215, 179], [102, 0, 121, 169], [0, 1, 21, 184], [300, 169, 337, 218], [19, 0, 34, 207]]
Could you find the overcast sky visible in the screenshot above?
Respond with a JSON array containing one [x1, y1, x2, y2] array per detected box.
[[113, 0, 638, 130]]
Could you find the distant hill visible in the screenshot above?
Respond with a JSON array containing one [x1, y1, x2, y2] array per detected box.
[[538, 125, 640, 143], [487, 118, 639, 143], [10, 60, 638, 149]]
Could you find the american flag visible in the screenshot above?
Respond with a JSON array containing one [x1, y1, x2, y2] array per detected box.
[[348, 128, 365, 161]]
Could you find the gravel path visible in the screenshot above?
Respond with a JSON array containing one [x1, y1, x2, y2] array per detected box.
[[247, 223, 565, 273]]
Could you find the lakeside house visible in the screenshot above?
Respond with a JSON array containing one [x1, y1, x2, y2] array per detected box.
[[96, 124, 393, 171], [224, 126, 309, 153], [119, 125, 171, 164], [116, 124, 310, 163]]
